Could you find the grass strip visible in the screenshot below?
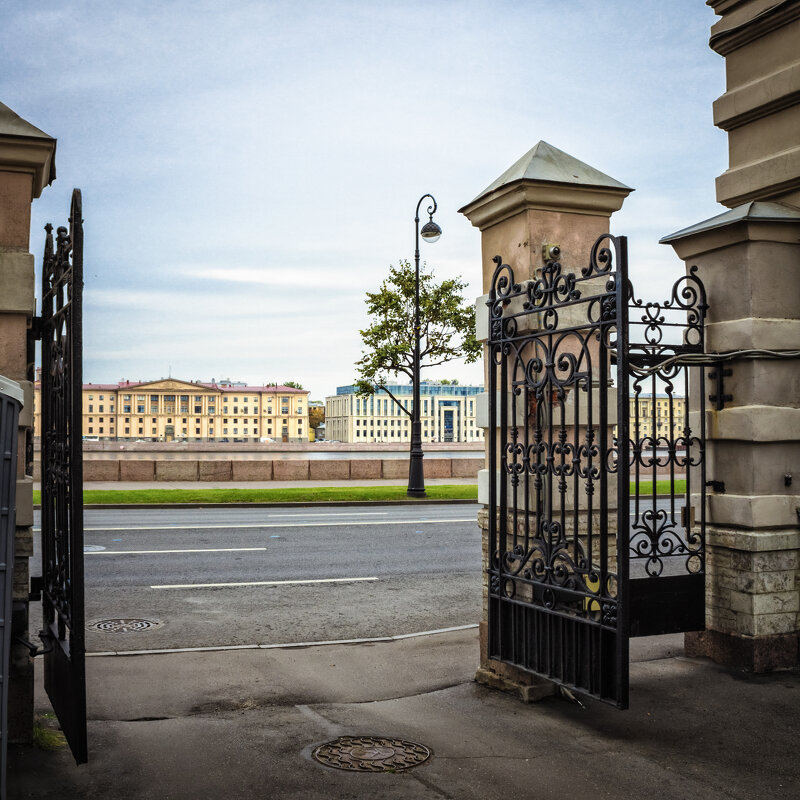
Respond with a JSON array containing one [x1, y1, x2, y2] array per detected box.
[[33, 480, 686, 506], [34, 484, 479, 506]]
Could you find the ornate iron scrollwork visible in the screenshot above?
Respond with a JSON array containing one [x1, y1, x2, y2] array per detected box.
[[39, 189, 87, 764]]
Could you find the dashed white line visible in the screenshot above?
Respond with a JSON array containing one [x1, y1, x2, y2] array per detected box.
[[151, 576, 379, 589], [74, 518, 474, 532], [86, 546, 269, 555]]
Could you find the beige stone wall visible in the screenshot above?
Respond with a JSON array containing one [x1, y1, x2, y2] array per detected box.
[[709, 0, 800, 207], [0, 109, 56, 742], [664, 0, 800, 670]]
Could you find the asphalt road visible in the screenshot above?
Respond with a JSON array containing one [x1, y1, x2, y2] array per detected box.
[[31, 504, 484, 652], [29, 498, 690, 652]]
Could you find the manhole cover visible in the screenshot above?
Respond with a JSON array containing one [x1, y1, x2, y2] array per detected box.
[[89, 618, 162, 633], [84, 545, 106, 552], [312, 736, 431, 772]]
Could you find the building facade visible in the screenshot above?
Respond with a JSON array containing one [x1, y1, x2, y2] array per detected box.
[[629, 393, 686, 440], [325, 382, 485, 443], [33, 378, 309, 442]]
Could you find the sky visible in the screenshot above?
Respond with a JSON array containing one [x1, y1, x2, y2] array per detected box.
[[2, 0, 727, 400]]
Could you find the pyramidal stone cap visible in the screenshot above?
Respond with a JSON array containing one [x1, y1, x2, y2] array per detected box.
[[459, 141, 632, 230], [0, 101, 57, 197], [660, 200, 800, 243]]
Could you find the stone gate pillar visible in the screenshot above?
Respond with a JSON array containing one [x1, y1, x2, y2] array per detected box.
[[459, 141, 631, 696], [661, 1, 800, 671], [0, 102, 56, 739]]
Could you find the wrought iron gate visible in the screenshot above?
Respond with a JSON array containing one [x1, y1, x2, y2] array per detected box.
[[38, 189, 87, 762], [486, 235, 707, 708]]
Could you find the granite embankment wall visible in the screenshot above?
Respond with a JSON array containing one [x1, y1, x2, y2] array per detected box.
[[34, 457, 485, 482]]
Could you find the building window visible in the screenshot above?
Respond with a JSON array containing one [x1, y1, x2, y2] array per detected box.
[[138, 427, 143, 434], [88, 427, 93, 433], [125, 427, 130, 434], [88, 405, 93, 412], [196, 428, 200, 435]]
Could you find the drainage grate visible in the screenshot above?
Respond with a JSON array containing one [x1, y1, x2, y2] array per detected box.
[[89, 618, 163, 633], [312, 736, 431, 772]]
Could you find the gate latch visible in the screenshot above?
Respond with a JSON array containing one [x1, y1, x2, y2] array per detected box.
[[705, 480, 726, 493]]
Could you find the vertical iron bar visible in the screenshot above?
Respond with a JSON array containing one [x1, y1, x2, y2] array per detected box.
[[615, 235, 631, 709]]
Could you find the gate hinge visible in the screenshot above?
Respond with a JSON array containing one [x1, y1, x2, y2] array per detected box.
[[29, 315, 43, 342], [705, 480, 726, 493], [13, 630, 54, 658], [708, 367, 733, 410], [29, 575, 43, 602]]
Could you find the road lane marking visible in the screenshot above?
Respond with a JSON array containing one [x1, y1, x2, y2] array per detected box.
[[266, 512, 389, 517], [151, 576, 379, 589], [67, 518, 475, 532], [85, 547, 269, 555]]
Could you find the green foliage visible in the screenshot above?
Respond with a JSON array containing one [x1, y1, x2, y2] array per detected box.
[[283, 381, 304, 389], [355, 261, 480, 409], [52, 485, 478, 505]]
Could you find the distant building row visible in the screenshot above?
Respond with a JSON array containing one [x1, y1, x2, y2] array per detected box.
[[323, 383, 686, 444], [33, 378, 309, 442], [325, 383, 484, 443]]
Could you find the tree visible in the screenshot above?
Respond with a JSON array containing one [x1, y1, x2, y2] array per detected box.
[[283, 381, 304, 389], [308, 405, 325, 429], [354, 260, 480, 417]]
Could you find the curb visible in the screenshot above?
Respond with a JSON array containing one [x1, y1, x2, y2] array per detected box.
[[87, 623, 480, 657], [37, 498, 478, 511]]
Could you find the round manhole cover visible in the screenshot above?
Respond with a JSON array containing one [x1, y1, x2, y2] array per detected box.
[[89, 618, 162, 633], [312, 736, 431, 772], [84, 545, 106, 552]]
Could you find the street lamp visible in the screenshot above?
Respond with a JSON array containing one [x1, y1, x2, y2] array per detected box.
[[408, 193, 442, 498]]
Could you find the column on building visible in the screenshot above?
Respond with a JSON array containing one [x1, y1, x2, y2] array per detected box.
[[660, 0, 800, 671], [0, 102, 56, 741], [460, 140, 632, 694]]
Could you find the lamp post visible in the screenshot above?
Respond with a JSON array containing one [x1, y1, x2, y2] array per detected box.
[[407, 193, 442, 498]]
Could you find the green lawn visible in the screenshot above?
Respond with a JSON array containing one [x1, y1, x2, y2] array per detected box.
[[32, 480, 683, 506], [33, 484, 479, 506]]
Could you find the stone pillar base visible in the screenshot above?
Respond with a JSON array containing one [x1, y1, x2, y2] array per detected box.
[[685, 629, 799, 673], [476, 621, 555, 702]]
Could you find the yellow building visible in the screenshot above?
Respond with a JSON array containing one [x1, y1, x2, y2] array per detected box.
[[34, 378, 309, 443], [629, 393, 686, 440]]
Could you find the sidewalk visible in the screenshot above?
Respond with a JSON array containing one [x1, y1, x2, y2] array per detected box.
[[8, 628, 800, 799], [75, 477, 477, 491]]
